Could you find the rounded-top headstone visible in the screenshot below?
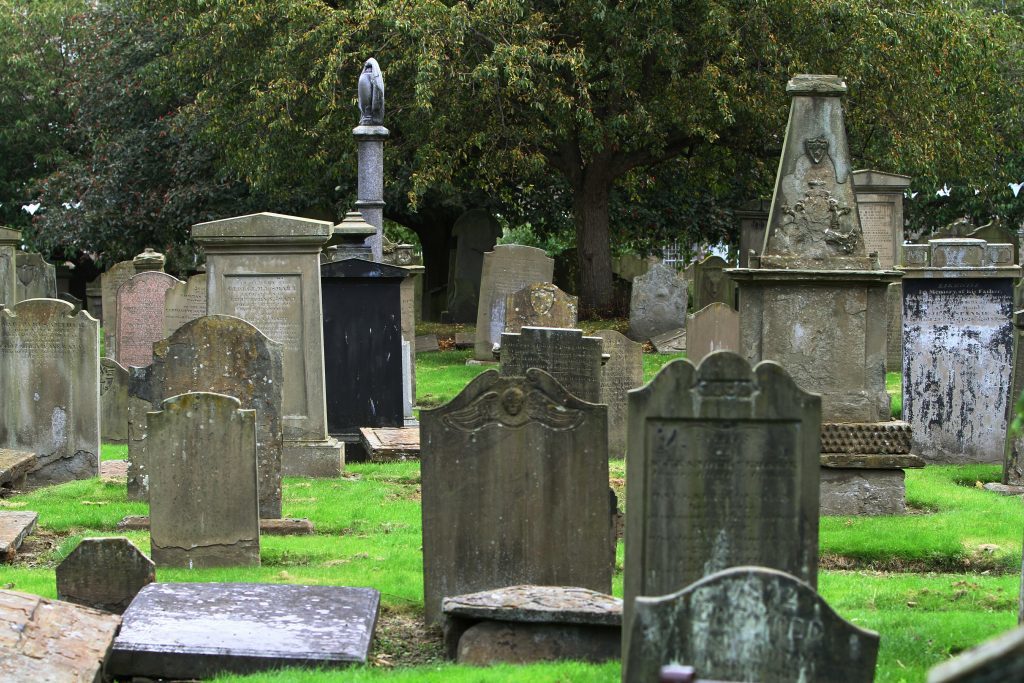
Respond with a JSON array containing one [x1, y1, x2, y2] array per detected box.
[[56, 537, 155, 613]]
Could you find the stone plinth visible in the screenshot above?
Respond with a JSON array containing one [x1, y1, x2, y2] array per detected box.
[[900, 239, 1019, 464], [193, 212, 343, 477]]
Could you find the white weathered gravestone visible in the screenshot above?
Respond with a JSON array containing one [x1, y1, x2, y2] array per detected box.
[[0, 299, 99, 486], [163, 273, 207, 338]]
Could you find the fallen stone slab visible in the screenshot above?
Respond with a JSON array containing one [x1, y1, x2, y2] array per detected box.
[[983, 483, 1024, 496], [0, 449, 36, 490], [442, 585, 622, 664], [117, 515, 314, 535], [454, 332, 474, 349], [360, 427, 420, 462], [415, 335, 439, 353], [109, 582, 380, 679], [0, 589, 121, 682], [650, 327, 686, 353], [0, 511, 38, 562]]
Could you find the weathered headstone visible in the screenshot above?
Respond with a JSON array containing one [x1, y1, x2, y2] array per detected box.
[[499, 326, 603, 403], [595, 330, 643, 458], [193, 212, 343, 476], [851, 170, 911, 269], [473, 244, 554, 360], [85, 280, 102, 320], [100, 358, 129, 444], [736, 199, 770, 268], [623, 353, 821, 641], [901, 239, 1019, 463], [651, 327, 686, 353], [147, 392, 259, 567], [503, 283, 578, 334], [0, 227, 19, 306], [886, 282, 903, 373], [927, 621, 1024, 682], [628, 263, 687, 342], [100, 260, 136, 358], [162, 273, 207, 337], [447, 209, 503, 322], [0, 589, 121, 682], [623, 567, 879, 683], [126, 366, 153, 501], [421, 368, 612, 625], [115, 270, 180, 368], [109, 582, 380, 678], [56, 537, 155, 613], [685, 303, 740, 363], [150, 315, 284, 518], [14, 252, 57, 302], [0, 299, 99, 486], [691, 255, 736, 310]]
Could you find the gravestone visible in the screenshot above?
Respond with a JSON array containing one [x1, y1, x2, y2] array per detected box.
[[109, 583, 380, 678], [14, 252, 57, 301], [0, 510, 37, 561], [623, 353, 821, 639], [150, 315, 284, 518], [499, 326, 603, 403], [56, 537, 155, 613], [691, 255, 736, 310], [1005, 311, 1024, 485], [628, 263, 687, 342], [901, 239, 1019, 463], [0, 299, 99, 486], [0, 227, 19, 306], [851, 170, 911, 269], [473, 245, 554, 360], [126, 367, 153, 501], [85, 280, 101, 320], [736, 199, 770, 268], [927, 622, 1024, 682], [147, 392, 259, 567], [163, 273, 207, 337], [320, 259, 408, 456], [193, 212, 343, 477], [886, 282, 903, 373], [100, 358, 129, 444], [446, 209, 502, 322], [421, 368, 612, 625], [595, 330, 643, 458], [503, 283, 578, 334], [685, 303, 740, 363], [101, 260, 136, 358], [115, 270, 180, 368], [623, 567, 879, 683]]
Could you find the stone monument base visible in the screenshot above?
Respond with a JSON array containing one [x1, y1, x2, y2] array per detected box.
[[282, 438, 345, 477]]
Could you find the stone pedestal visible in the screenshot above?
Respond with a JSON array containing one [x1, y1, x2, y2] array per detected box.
[[193, 212, 343, 477], [353, 125, 389, 261], [0, 227, 19, 307]]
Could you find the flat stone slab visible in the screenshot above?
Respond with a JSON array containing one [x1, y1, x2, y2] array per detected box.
[[0, 449, 36, 488], [0, 589, 121, 682], [820, 453, 926, 469], [443, 585, 622, 626], [650, 327, 686, 353], [466, 358, 499, 366], [117, 515, 314, 536], [359, 427, 420, 461], [415, 335, 440, 353], [100, 458, 129, 482], [109, 582, 380, 679], [0, 511, 37, 561], [454, 332, 474, 349], [983, 483, 1024, 496]]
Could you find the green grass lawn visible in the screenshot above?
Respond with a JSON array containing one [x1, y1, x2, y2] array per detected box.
[[0, 350, 1012, 683]]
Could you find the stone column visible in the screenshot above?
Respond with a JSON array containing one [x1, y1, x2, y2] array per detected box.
[[353, 125, 389, 261], [0, 227, 20, 307]]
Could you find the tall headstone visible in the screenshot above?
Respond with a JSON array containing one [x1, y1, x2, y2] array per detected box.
[[499, 326, 603, 403], [901, 239, 1019, 463], [14, 252, 57, 301], [595, 330, 643, 458], [446, 209, 502, 322], [354, 57, 388, 261], [193, 212, 343, 477], [503, 283, 578, 334], [150, 315, 284, 518], [691, 255, 736, 310], [473, 245, 554, 360], [163, 273, 208, 338], [320, 259, 407, 455], [147, 392, 259, 568], [623, 353, 821, 642], [627, 263, 687, 342], [727, 75, 913, 515], [421, 369, 612, 625], [100, 260, 136, 358], [0, 299, 99, 486], [685, 303, 740, 363], [100, 358, 129, 444], [0, 227, 19, 306], [1004, 311, 1024, 484], [623, 567, 879, 683], [56, 537, 155, 613], [115, 271, 180, 369], [736, 199, 770, 268]]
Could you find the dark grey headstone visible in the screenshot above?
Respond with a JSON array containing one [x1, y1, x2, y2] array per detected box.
[[447, 209, 502, 322], [595, 330, 643, 458], [623, 566, 879, 683], [624, 352, 821, 638], [109, 582, 380, 679], [421, 368, 611, 625], [56, 537, 155, 613], [499, 326, 603, 403], [100, 358, 129, 445]]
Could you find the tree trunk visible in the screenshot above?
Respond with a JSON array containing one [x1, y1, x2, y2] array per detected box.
[[572, 166, 615, 315]]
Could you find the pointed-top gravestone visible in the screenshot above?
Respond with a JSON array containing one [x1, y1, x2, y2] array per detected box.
[[503, 283, 578, 334], [623, 566, 879, 683], [473, 245, 554, 360], [628, 263, 687, 342], [56, 537, 155, 613], [623, 352, 821, 638], [115, 270, 180, 368], [446, 209, 502, 322]]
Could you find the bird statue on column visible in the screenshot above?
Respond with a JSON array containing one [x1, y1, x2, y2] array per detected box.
[[357, 58, 385, 126]]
